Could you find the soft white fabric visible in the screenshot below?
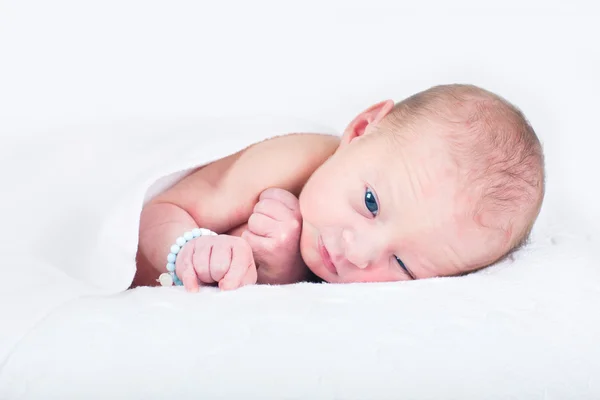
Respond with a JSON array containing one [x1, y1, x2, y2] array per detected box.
[[1, 119, 599, 400], [2, 201, 599, 399], [0, 117, 334, 363], [1, 0, 599, 398]]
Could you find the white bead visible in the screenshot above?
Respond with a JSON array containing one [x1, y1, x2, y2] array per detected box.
[[192, 228, 201, 237], [158, 273, 173, 286], [184, 231, 194, 241], [170, 244, 180, 254], [199, 228, 213, 236], [176, 237, 186, 246]]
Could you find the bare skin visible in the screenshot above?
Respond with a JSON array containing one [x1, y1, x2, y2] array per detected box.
[[133, 133, 340, 289], [134, 99, 523, 291]]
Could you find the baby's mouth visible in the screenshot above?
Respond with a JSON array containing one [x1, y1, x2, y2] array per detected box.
[[318, 235, 338, 275]]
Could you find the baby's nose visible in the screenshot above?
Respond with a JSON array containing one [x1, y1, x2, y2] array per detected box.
[[342, 229, 370, 269]]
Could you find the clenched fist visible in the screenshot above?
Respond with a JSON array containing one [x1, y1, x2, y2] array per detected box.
[[242, 188, 309, 284]]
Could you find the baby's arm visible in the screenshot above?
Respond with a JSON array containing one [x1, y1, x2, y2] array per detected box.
[[134, 152, 249, 286], [134, 133, 338, 287], [134, 203, 200, 286]]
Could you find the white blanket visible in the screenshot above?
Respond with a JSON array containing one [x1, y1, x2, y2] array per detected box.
[[0, 116, 333, 358], [2, 0, 600, 398], [1, 117, 599, 399]]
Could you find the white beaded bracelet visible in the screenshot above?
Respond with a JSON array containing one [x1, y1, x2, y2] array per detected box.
[[158, 227, 217, 287]]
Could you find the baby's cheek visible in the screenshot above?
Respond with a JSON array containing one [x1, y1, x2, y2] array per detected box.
[[299, 224, 319, 270], [299, 222, 312, 255]]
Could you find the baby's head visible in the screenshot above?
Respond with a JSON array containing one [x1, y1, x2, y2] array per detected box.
[[299, 84, 545, 283]]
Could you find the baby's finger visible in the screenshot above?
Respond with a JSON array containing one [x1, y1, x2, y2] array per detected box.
[[241, 262, 258, 286], [247, 212, 277, 237], [241, 229, 275, 254], [176, 242, 199, 292], [181, 266, 199, 293], [209, 242, 232, 282], [259, 188, 300, 213], [253, 198, 296, 222], [219, 241, 255, 290], [192, 239, 215, 284]]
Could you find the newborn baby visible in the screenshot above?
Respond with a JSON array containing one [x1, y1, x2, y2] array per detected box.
[[133, 84, 545, 291]]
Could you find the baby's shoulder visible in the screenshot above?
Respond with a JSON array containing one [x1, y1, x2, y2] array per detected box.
[[151, 133, 340, 233], [227, 132, 340, 195], [249, 132, 340, 159], [178, 132, 339, 203]]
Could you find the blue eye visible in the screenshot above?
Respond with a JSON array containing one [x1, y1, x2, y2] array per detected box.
[[364, 188, 379, 216]]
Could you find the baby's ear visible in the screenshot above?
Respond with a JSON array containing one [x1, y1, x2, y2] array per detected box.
[[341, 100, 395, 145]]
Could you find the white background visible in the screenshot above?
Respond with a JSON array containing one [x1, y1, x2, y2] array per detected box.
[[1, 0, 599, 235], [1, 1, 600, 398]]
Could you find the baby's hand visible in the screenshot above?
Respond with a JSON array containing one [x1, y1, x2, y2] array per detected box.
[[175, 234, 257, 292], [242, 188, 307, 284]]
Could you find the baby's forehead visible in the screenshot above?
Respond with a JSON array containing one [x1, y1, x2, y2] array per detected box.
[[370, 128, 455, 170], [365, 137, 461, 199]]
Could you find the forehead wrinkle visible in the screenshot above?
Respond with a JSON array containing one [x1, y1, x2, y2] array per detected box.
[[440, 241, 470, 276], [395, 234, 437, 279], [403, 232, 463, 279], [380, 142, 426, 228], [412, 255, 439, 279]]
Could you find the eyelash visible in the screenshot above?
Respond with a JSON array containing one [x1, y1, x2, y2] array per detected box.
[[364, 187, 412, 277], [395, 256, 412, 277]]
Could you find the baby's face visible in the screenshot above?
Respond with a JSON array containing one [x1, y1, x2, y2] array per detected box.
[[298, 130, 503, 283]]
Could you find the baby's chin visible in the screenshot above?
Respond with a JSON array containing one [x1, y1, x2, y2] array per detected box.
[[304, 259, 331, 283]]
